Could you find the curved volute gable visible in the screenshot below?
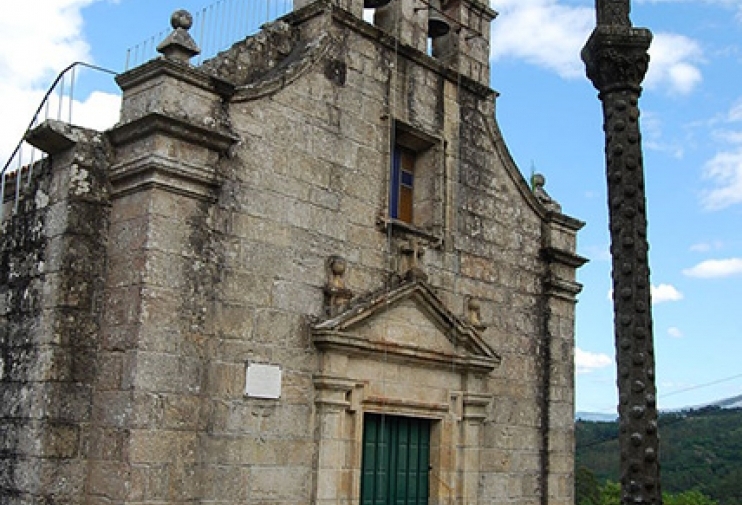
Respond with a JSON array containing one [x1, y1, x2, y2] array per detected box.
[[313, 280, 500, 374], [461, 95, 547, 224], [486, 110, 548, 219]]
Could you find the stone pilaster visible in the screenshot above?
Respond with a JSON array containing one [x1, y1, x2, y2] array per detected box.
[[582, 8, 661, 504], [541, 212, 587, 505], [313, 375, 360, 505], [460, 392, 490, 503], [90, 14, 237, 503]]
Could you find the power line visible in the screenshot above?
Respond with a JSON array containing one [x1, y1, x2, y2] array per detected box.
[[660, 372, 742, 398], [576, 371, 742, 450]]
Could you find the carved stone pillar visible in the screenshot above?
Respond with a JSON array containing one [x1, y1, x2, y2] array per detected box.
[[313, 375, 361, 505], [582, 3, 662, 503]]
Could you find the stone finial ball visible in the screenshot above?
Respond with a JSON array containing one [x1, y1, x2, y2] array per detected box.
[[171, 9, 193, 30], [330, 257, 347, 276], [532, 173, 545, 188]]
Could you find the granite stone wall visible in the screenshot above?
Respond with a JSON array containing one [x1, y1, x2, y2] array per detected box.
[[0, 1, 584, 504], [0, 123, 111, 505]]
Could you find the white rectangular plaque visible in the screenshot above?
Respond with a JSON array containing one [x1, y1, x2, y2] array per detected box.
[[245, 363, 282, 399]]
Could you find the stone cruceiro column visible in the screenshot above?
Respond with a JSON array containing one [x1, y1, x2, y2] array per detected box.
[[582, 1, 662, 504]]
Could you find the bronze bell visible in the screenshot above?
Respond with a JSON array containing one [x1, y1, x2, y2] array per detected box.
[[427, 0, 450, 38], [364, 0, 392, 8]]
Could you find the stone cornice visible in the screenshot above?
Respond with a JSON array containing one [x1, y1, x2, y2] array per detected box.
[[115, 57, 235, 98], [107, 113, 238, 201], [108, 153, 219, 201], [313, 330, 499, 374], [545, 211, 586, 233], [543, 275, 584, 301], [108, 112, 237, 155], [541, 246, 589, 270]]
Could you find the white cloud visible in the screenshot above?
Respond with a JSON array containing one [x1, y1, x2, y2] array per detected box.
[[651, 283, 683, 304], [638, 0, 742, 22], [645, 33, 703, 95], [607, 284, 683, 304], [490, 0, 594, 79], [69, 91, 121, 131], [642, 110, 686, 158], [697, 99, 742, 210], [690, 241, 724, 252], [683, 258, 742, 278], [667, 327, 683, 338], [0, 1, 121, 168], [0, 1, 95, 87], [700, 147, 742, 209], [728, 99, 742, 122], [575, 348, 613, 374], [584, 244, 611, 262], [489, 1, 703, 95]]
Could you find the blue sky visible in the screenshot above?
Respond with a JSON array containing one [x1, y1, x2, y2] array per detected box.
[[1, 0, 741, 413]]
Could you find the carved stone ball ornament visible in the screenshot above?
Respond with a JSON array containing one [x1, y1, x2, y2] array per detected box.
[[531, 173, 562, 213], [157, 9, 200, 62], [327, 256, 348, 290], [171, 9, 194, 30], [324, 255, 353, 317]]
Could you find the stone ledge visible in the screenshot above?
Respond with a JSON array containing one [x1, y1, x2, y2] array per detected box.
[[109, 153, 219, 201], [314, 330, 498, 374], [116, 57, 234, 98], [108, 112, 237, 155]]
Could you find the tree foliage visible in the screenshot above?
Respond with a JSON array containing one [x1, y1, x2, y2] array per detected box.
[[576, 470, 719, 505], [576, 407, 742, 505]]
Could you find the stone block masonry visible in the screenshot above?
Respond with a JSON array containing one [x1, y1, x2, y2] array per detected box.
[[0, 1, 586, 504], [1, 122, 111, 505]]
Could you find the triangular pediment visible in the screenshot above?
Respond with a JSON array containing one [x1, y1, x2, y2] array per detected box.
[[313, 281, 500, 373]]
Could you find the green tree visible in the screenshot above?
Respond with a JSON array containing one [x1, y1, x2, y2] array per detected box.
[[599, 481, 620, 505], [592, 481, 718, 505], [576, 467, 602, 505], [664, 490, 718, 505]]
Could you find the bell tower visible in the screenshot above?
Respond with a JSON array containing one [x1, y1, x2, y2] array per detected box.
[[293, 0, 496, 87]]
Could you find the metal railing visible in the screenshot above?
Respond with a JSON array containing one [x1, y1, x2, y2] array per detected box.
[[2, 0, 295, 226], [125, 0, 294, 70], [1, 62, 118, 224]]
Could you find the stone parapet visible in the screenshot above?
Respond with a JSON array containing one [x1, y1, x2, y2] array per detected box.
[[1, 122, 111, 505]]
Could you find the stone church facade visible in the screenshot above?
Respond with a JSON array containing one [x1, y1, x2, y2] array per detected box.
[[0, 1, 586, 504]]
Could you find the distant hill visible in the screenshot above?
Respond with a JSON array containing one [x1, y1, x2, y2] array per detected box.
[[576, 393, 742, 421], [575, 411, 617, 422], [576, 406, 742, 505], [706, 393, 742, 410]]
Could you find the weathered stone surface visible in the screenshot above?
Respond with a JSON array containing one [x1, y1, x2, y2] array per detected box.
[[583, 11, 660, 505], [1, 2, 584, 504], [1, 125, 110, 504]]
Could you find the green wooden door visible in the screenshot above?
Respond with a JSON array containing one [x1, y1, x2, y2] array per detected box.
[[361, 413, 431, 505]]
